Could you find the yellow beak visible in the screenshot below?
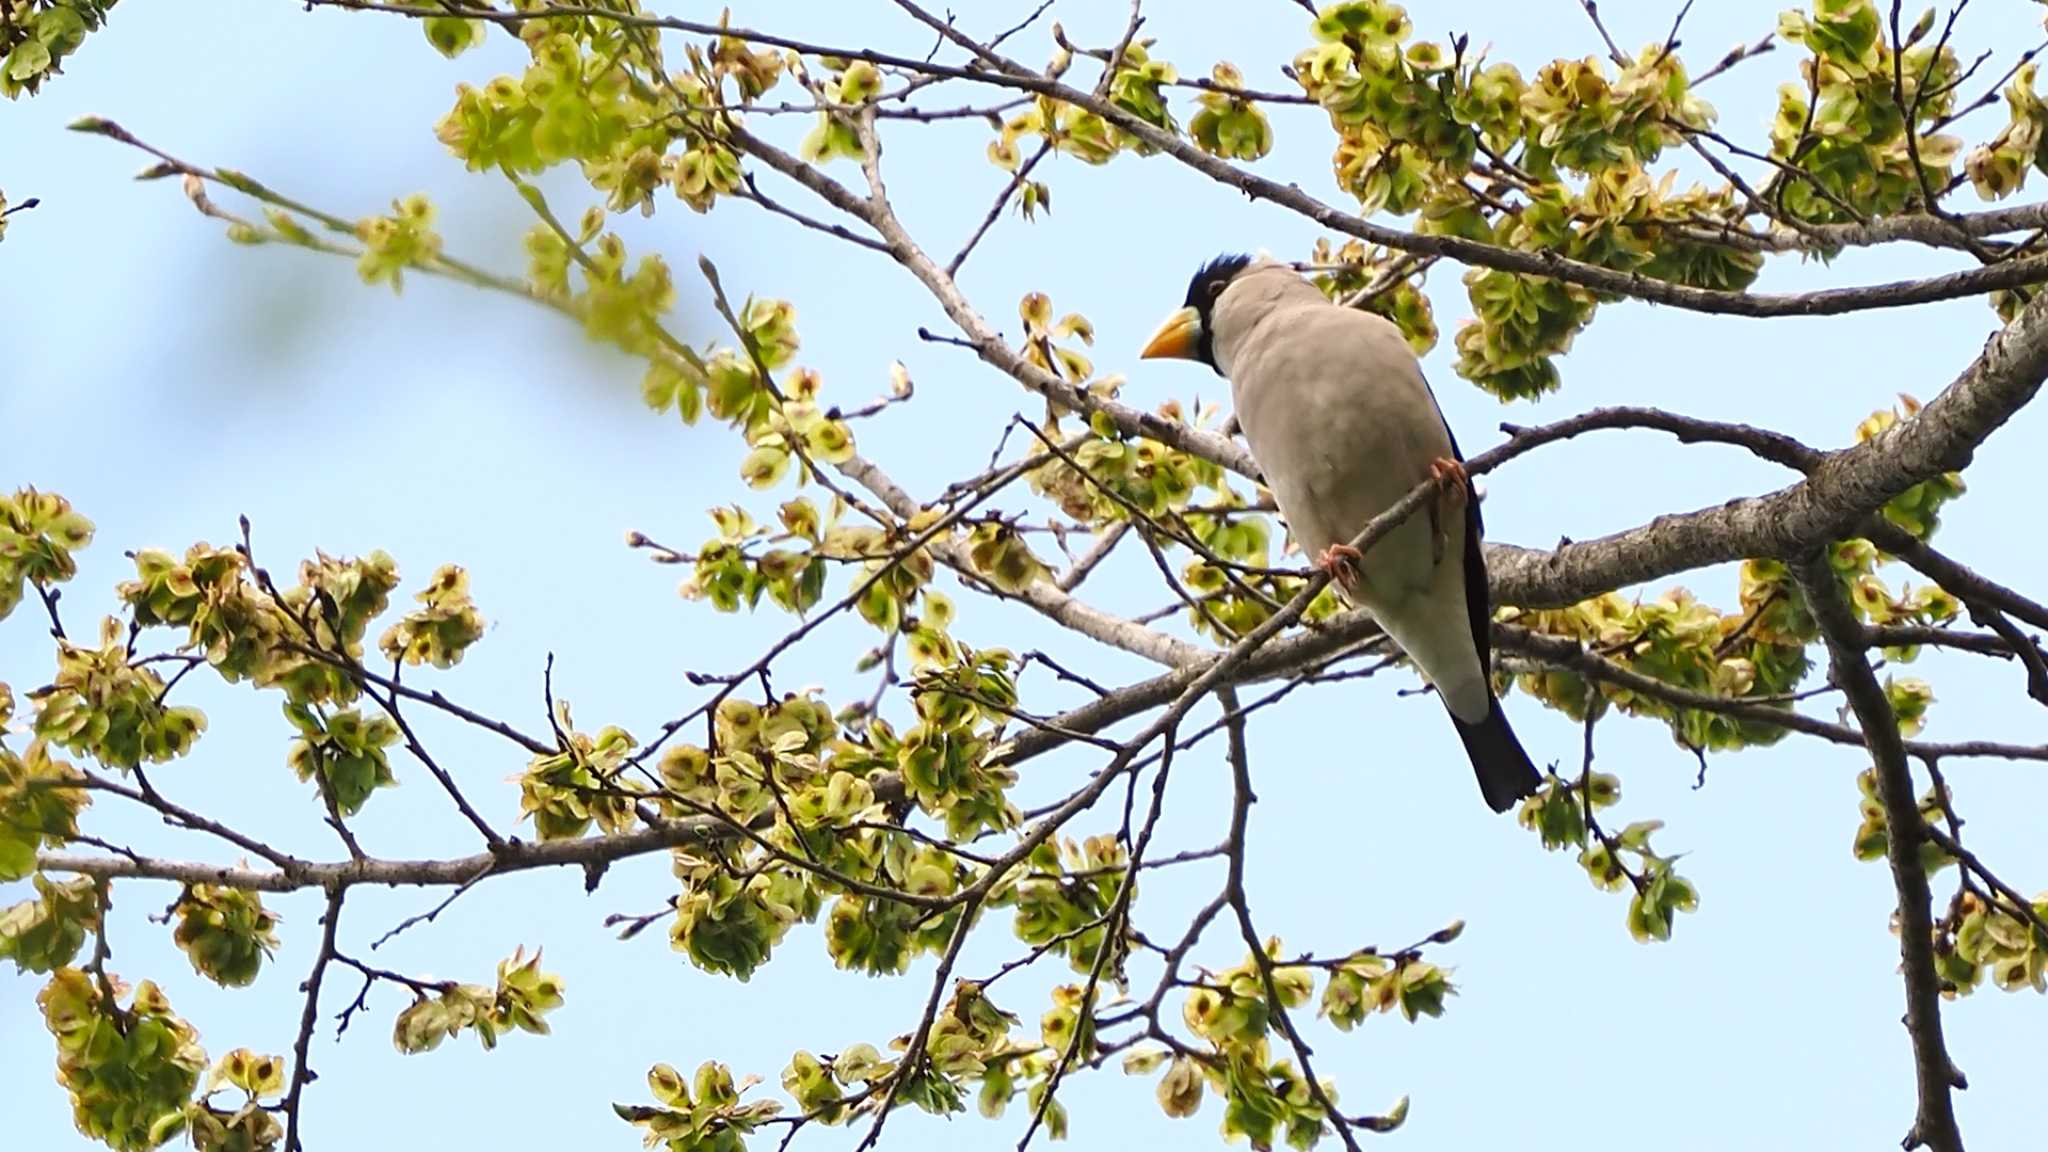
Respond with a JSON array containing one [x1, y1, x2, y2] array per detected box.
[[1139, 306, 1202, 361]]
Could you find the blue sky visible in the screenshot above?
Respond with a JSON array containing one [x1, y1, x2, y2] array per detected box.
[[5, 2, 2048, 1149]]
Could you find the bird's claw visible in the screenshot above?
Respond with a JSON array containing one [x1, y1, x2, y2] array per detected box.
[[1427, 457, 1468, 563], [1314, 542, 1366, 592], [1428, 457, 1469, 506]]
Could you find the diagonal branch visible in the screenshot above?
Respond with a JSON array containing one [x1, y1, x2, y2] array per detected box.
[[310, 1, 2048, 306], [1490, 287, 2048, 606], [726, 118, 1260, 478]]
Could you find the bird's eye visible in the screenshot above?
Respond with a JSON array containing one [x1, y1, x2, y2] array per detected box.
[[1206, 279, 1226, 300]]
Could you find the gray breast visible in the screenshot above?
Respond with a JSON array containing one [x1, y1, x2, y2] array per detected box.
[[1226, 304, 1452, 601]]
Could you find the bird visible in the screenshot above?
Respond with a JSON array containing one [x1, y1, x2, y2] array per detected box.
[[1139, 254, 1541, 813]]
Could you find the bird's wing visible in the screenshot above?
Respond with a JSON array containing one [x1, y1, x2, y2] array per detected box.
[[1428, 380, 1494, 681]]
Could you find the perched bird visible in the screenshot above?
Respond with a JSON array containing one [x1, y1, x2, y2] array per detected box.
[[1140, 254, 1540, 813]]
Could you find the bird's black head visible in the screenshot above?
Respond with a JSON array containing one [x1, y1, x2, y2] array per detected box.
[[1139, 253, 1256, 372], [1182, 253, 1253, 367]]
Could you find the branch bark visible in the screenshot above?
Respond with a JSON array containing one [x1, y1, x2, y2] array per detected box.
[[1795, 553, 1967, 1152], [283, 888, 345, 1152], [1490, 290, 2048, 606]]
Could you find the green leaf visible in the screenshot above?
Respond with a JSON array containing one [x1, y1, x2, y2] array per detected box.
[[423, 15, 483, 58]]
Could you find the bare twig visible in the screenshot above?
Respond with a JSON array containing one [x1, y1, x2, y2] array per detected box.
[[283, 888, 346, 1152], [948, 139, 1051, 275]]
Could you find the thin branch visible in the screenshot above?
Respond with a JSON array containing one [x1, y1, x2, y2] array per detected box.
[[1930, 41, 2046, 134], [698, 253, 890, 526], [947, 138, 1051, 276], [374, 679, 505, 846], [77, 767, 308, 875], [989, 0, 1057, 51], [1795, 553, 1966, 1152], [736, 176, 889, 253], [1219, 684, 1364, 1151], [851, 893, 983, 1151], [1689, 33, 1777, 87], [1019, 726, 1174, 1150], [368, 861, 493, 949], [1056, 521, 1131, 592], [303, 1, 2048, 317], [283, 888, 346, 1152], [1924, 825, 2048, 944], [1964, 604, 2048, 705], [281, 643, 555, 755], [85, 880, 124, 1027], [1869, 522, 2048, 636], [35, 581, 68, 640], [38, 813, 740, 891], [1497, 624, 2048, 764]]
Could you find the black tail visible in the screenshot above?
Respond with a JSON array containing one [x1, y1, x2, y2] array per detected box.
[[1449, 693, 1541, 814]]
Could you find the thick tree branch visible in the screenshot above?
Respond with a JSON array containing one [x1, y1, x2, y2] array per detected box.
[[36, 815, 730, 892], [1490, 289, 2048, 606]]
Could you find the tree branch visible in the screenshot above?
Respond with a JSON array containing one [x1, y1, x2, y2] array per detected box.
[[314, 0, 2048, 318], [1219, 684, 1366, 1152], [1490, 288, 2048, 606], [283, 888, 345, 1152], [1795, 553, 1967, 1152]]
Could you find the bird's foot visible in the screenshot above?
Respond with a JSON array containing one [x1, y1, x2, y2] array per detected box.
[[1428, 457, 1469, 506], [1427, 457, 1468, 563], [1314, 542, 1367, 592]]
